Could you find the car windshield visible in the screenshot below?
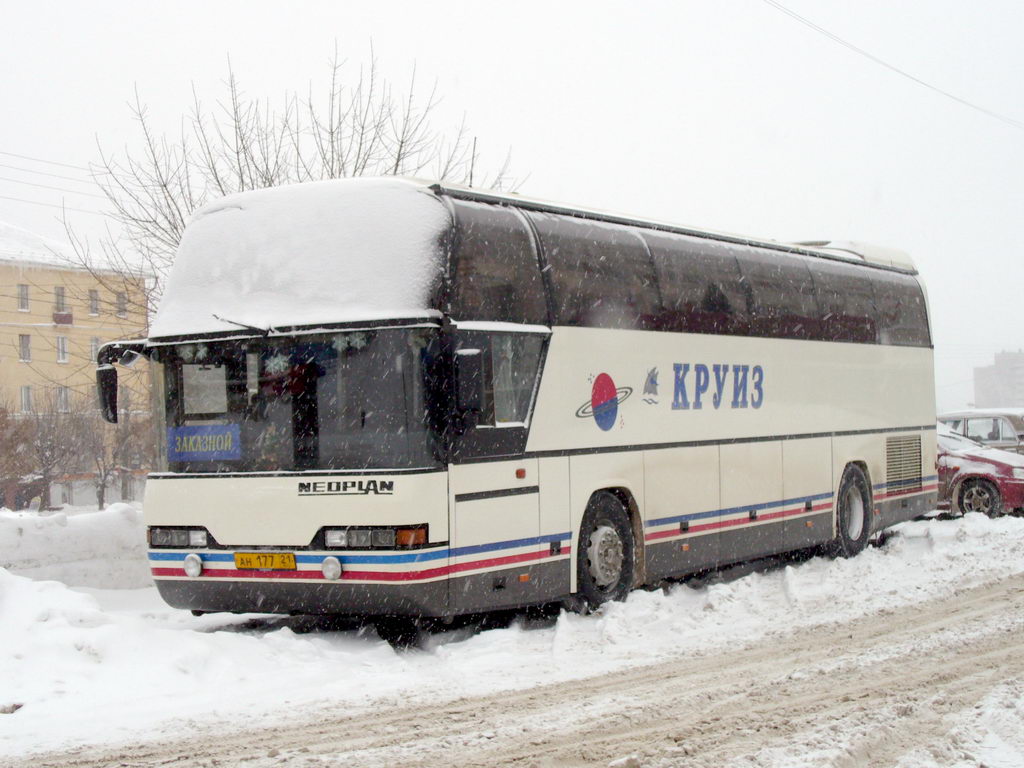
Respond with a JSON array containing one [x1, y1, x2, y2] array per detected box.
[[154, 328, 442, 472]]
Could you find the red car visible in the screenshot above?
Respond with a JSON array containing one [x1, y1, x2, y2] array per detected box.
[[937, 423, 1024, 516]]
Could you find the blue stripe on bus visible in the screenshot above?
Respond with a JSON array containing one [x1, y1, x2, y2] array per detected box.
[[646, 491, 834, 528], [148, 531, 573, 565]]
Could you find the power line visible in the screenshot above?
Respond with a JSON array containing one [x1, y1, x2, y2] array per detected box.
[[0, 150, 91, 172], [761, 0, 1024, 133], [0, 193, 106, 216], [0, 162, 95, 185], [0, 176, 107, 200]]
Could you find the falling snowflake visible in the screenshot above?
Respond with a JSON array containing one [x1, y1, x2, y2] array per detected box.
[[265, 353, 290, 375]]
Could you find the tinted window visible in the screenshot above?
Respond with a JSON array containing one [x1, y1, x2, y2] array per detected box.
[[872, 272, 931, 347], [644, 231, 747, 334], [529, 212, 660, 329], [487, 334, 544, 425], [811, 258, 878, 343], [450, 201, 547, 325], [734, 248, 821, 339]]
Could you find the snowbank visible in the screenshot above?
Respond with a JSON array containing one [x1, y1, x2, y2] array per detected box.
[[0, 504, 148, 588], [2, 510, 1024, 759], [148, 178, 449, 339]]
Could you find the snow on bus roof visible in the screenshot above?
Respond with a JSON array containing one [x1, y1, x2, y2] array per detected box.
[[148, 177, 449, 340]]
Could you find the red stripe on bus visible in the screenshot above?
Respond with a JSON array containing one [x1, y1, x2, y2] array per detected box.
[[151, 546, 571, 582], [644, 502, 832, 542], [873, 483, 938, 501]]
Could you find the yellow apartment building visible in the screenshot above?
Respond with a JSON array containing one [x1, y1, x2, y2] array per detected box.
[[0, 221, 150, 507]]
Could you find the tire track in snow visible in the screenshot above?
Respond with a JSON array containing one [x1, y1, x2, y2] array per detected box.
[[13, 572, 1024, 768]]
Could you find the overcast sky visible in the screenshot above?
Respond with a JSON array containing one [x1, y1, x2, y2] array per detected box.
[[2, 0, 1022, 410]]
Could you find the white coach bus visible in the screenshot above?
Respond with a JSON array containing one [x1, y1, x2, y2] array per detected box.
[[97, 177, 936, 622]]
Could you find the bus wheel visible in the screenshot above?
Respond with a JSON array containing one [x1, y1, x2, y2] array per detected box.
[[576, 492, 635, 609], [959, 479, 1002, 517], [374, 617, 423, 649], [831, 465, 872, 558]]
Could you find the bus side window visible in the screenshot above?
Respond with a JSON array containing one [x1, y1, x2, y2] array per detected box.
[[458, 333, 545, 428], [489, 334, 544, 425], [733, 248, 821, 340], [450, 201, 547, 325], [810, 259, 878, 344], [645, 231, 746, 335], [873, 272, 931, 347], [528, 212, 660, 330]]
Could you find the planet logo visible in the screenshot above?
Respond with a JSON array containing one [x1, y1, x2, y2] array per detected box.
[[575, 373, 632, 431]]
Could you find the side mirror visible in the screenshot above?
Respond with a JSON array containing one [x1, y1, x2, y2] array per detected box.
[[455, 348, 484, 413], [97, 365, 118, 423]]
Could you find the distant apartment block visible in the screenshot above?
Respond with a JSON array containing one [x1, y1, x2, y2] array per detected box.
[[0, 221, 150, 507], [975, 351, 1024, 408]]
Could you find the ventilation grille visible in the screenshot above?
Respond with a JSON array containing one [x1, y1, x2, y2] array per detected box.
[[886, 435, 922, 493]]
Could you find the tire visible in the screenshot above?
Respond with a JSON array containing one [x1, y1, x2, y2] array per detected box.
[[830, 465, 872, 558], [958, 479, 1003, 518], [374, 617, 424, 650], [576, 491, 635, 609]]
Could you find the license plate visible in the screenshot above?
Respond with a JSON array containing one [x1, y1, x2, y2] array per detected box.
[[234, 552, 297, 570]]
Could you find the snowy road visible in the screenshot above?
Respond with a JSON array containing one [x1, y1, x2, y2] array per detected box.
[[3, 508, 1024, 767], [11, 572, 1024, 768]]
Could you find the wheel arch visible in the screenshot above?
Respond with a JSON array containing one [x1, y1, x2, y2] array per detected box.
[[950, 473, 1000, 514], [579, 485, 647, 590]]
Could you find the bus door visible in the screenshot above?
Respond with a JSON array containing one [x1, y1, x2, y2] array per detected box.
[[448, 330, 547, 614]]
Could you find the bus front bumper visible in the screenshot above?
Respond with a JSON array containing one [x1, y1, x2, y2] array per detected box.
[[154, 577, 449, 618]]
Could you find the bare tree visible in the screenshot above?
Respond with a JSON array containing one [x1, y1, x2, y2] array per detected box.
[[64, 49, 516, 314], [0, 392, 34, 508], [67, 387, 151, 510], [20, 389, 80, 510]]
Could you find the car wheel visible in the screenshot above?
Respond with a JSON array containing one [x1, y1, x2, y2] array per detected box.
[[576, 491, 635, 610], [830, 464, 872, 558], [959, 479, 1003, 518]]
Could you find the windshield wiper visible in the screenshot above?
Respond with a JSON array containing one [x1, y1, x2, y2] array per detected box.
[[212, 314, 271, 336]]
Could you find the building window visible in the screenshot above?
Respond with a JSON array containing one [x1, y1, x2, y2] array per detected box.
[[90, 337, 100, 363], [20, 385, 32, 414], [89, 289, 99, 315], [115, 292, 127, 318], [54, 286, 67, 313], [57, 386, 70, 413], [18, 334, 31, 362], [17, 284, 28, 311], [56, 336, 69, 363]]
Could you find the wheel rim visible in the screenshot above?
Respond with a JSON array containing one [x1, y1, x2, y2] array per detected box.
[[586, 524, 624, 588], [844, 485, 865, 540], [962, 484, 993, 514]]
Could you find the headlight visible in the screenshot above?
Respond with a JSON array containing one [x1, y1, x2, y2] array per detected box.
[[324, 529, 347, 548], [150, 527, 209, 548], [150, 528, 189, 547], [347, 529, 372, 547], [1012, 468, 1024, 480], [323, 526, 426, 549]]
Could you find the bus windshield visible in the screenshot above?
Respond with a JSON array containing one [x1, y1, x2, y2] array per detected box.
[[156, 328, 441, 472]]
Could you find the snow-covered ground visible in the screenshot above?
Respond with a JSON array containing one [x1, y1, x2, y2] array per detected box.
[[2, 505, 1024, 765]]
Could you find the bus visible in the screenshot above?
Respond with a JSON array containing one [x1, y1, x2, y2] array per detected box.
[[97, 177, 937, 627]]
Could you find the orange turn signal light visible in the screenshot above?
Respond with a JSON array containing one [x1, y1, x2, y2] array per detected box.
[[396, 527, 427, 548]]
